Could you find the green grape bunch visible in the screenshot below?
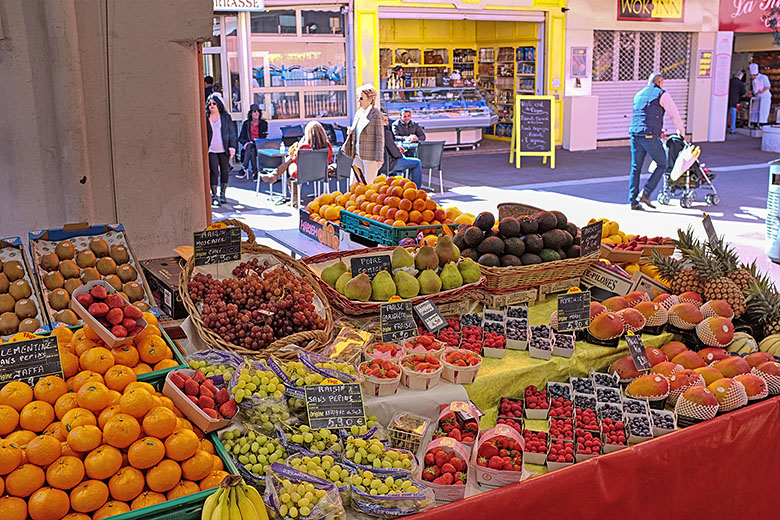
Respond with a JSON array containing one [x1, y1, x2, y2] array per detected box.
[[287, 455, 352, 488], [282, 361, 324, 387], [344, 437, 413, 470], [221, 428, 287, 477], [350, 471, 420, 495], [288, 425, 341, 453], [274, 479, 330, 518], [342, 415, 380, 438], [232, 365, 285, 402], [314, 359, 359, 379], [188, 359, 235, 380]]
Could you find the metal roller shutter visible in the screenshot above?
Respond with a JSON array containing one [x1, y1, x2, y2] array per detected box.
[[592, 30, 691, 140]]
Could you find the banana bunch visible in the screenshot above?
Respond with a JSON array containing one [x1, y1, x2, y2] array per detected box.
[[202, 477, 269, 520]]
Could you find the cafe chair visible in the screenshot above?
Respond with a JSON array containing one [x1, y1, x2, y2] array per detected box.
[[280, 125, 304, 147], [335, 152, 353, 193], [255, 144, 285, 200], [290, 149, 330, 208], [417, 140, 445, 193]]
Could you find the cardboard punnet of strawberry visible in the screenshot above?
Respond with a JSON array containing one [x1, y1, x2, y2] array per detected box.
[[420, 436, 470, 502], [432, 402, 481, 447], [472, 424, 531, 488]]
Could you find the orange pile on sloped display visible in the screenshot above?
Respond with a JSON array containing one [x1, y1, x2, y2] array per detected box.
[[0, 372, 227, 520], [306, 175, 456, 228]]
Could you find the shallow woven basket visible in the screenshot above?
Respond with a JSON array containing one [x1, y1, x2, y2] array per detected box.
[[301, 246, 484, 316], [179, 219, 334, 360], [497, 203, 543, 220]]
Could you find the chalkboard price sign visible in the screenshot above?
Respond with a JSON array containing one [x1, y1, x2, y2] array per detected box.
[[519, 98, 552, 153], [350, 255, 392, 280], [580, 221, 603, 257], [194, 227, 241, 266], [557, 290, 591, 331], [625, 333, 652, 371], [380, 301, 417, 343], [702, 214, 719, 249], [305, 383, 366, 430], [0, 336, 63, 389], [413, 300, 447, 333]]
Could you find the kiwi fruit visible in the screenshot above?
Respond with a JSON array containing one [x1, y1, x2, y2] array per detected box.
[[55, 241, 76, 260], [76, 250, 97, 269], [18, 318, 41, 333], [123, 282, 145, 302], [59, 259, 80, 279], [3, 261, 24, 282], [9, 280, 32, 301], [133, 300, 150, 312], [104, 274, 123, 291], [0, 273, 9, 293], [0, 258, 3, 273], [44, 271, 65, 291], [40, 252, 60, 272], [0, 294, 15, 314], [55, 309, 79, 326], [80, 267, 101, 283], [0, 312, 20, 335], [89, 238, 110, 257], [118, 292, 130, 302], [14, 299, 37, 319], [110, 245, 130, 265], [48, 288, 71, 310], [96, 257, 117, 276], [63, 279, 83, 295], [117, 264, 137, 283]]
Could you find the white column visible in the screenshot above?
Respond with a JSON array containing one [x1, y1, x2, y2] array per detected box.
[[708, 31, 734, 142]]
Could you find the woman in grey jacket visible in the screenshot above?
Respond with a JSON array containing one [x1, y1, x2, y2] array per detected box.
[[344, 84, 384, 184]]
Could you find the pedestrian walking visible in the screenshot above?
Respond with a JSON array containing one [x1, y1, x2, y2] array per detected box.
[[206, 94, 237, 207], [342, 84, 384, 184], [749, 63, 772, 125], [237, 104, 268, 180], [627, 72, 686, 210], [728, 72, 746, 134]]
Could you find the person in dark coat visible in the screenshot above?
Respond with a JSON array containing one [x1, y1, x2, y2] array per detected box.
[[206, 94, 237, 207], [237, 104, 268, 179], [383, 114, 422, 187], [728, 72, 746, 134], [392, 108, 427, 142]]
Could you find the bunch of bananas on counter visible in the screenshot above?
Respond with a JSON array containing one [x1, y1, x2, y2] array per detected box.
[[202, 475, 268, 520]]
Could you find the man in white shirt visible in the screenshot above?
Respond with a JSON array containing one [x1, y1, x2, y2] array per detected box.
[[750, 63, 772, 125]]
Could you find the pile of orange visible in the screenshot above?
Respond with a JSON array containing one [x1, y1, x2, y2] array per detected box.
[[0, 371, 228, 520], [306, 175, 459, 228], [53, 313, 180, 383]]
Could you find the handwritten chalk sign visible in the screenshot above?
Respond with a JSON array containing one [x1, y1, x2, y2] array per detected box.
[[305, 383, 365, 430], [0, 336, 63, 389], [350, 255, 392, 280], [557, 291, 591, 331], [380, 301, 417, 343], [580, 221, 603, 257], [413, 300, 447, 333], [702, 214, 718, 249], [510, 95, 556, 169], [194, 227, 241, 266], [625, 333, 652, 371]]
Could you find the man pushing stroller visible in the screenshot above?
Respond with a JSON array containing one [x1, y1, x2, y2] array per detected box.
[[627, 72, 686, 211]]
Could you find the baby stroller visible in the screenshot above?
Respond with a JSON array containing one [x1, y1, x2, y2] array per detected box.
[[654, 134, 720, 209]]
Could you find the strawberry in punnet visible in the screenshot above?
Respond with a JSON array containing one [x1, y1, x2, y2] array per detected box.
[[367, 342, 402, 360], [444, 349, 481, 367], [406, 335, 444, 354], [496, 417, 523, 433], [423, 448, 468, 486], [422, 465, 440, 481], [433, 473, 453, 485], [484, 331, 506, 349], [402, 354, 441, 373], [460, 325, 483, 353], [437, 318, 462, 347], [360, 358, 400, 379], [524, 385, 548, 410], [475, 436, 523, 471]]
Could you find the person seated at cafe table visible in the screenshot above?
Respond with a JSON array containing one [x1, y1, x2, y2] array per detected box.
[[392, 108, 427, 143], [383, 113, 423, 187]]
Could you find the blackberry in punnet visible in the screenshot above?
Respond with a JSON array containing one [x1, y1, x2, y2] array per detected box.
[[483, 309, 504, 322], [593, 372, 619, 388], [596, 387, 621, 404], [507, 306, 528, 319], [628, 415, 652, 437], [483, 321, 505, 335], [574, 394, 597, 410], [548, 383, 572, 401], [460, 313, 482, 328], [651, 410, 675, 430], [598, 403, 623, 423], [571, 377, 595, 394], [506, 318, 528, 341], [552, 333, 574, 349], [623, 398, 649, 416]]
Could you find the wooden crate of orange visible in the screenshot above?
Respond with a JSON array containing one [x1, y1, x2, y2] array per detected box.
[[0, 355, 236, 520]]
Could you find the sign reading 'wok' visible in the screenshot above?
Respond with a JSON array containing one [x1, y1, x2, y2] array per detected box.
[[617, 0, 684, 22]]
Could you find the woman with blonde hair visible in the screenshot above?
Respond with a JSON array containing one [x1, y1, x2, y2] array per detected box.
[[342, 84, 384, 183]]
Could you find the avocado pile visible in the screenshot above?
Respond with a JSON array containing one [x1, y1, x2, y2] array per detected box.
[[452, 210, 581, 267]]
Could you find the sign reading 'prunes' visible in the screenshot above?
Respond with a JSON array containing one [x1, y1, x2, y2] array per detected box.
[[557, 290, 591, 331], [350, 255, 392, 280], [194, 227, 241, 266], [519, 98, 552, 153], [305, 383, 365, 430], [380, 301, 417, 343], [0, 336, 63, 389], [580, 221, 604, 257]]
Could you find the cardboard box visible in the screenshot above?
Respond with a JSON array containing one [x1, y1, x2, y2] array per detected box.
[[580, 263, 633, 301], [479, 287, 537, 308], [299, 208, 340, 250], [140, 257, 188, 320], [629, 272, 671, 299], [0, 236, 50, 338], [538, 278, 580, 301]]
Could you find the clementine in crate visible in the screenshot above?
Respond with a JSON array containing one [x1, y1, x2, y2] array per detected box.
[[19, 400, 54, 432], [46, 455, 85, 490], [42, 421, 67, 442], [70, 370, 104, 393], [0, 440, 22, 475], [125, 381, 155, 394], [142, 406, 177, 438], [69, 479, 109, 513], [6, 463, 45, 498], [137, 335, 168, 365], [119, 388, 154, 419], [211, 454, 224, 471], [79, 347, 115, 374], [84, 445, 122, 480], [67, 424, 103, 452], [164, 428, 199, 461], [133, 363, 153, 376], [6, 430, 35, 446], [97, 405, 121, 428], [74, 340, 98, 357], [131, 490, 166, 510], [199, 469, 229, 490], [93, 501, 131, 520], [111, 346, 140, 367], [127, 437, 165, 469], [76, 382, 111, 413], [0, 381, 33, 412], [0, 404, 19, 435], [108, 466, 145, 502], [0, 495, 26, 520], [103, 365, 136, 392], [50, 326, 74, 345], [26, 434, 62, 466], [102, 414, 140, 449], [28, 487, 70, 520], [146, 458, 181, 492], [61, 352, 80, 378], [54, 392, 80, 420], [61, 408, 97, 432], [155, 359, 180, 371], [181, 450, 213, 481], [167, 480, 200, 500], [62, 514, 91, 520], [61, 441, 85, 460]]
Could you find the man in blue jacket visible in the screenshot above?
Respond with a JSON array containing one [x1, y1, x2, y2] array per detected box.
[[628, 72, 686, 210]]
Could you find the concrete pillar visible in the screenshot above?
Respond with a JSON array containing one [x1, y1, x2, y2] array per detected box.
[[0, 0, 213, 259]]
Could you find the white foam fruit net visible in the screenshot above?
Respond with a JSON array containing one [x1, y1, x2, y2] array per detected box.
[[618, 310, 646, 333], [716, 380, 748, 412], [668, 311, 697, 330], [674, 394, 719, 421], [667, 374, 705, 406], [679, 294, 702, 308], [658, 294, 680, 311], [695, 319, 731, 348], [644, 306, 668, 327], [701, 301, 734, 320], [752, 366, 780, 395]]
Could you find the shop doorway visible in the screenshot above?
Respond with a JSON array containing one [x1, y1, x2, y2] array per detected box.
[[592, 30, 692, 140]]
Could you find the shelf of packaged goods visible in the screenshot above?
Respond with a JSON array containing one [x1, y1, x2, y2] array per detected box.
[[516, 74, 536, 78], [517, 90, 535, 94], [517, 60, 537, 63], [478, 61, 495, 65]]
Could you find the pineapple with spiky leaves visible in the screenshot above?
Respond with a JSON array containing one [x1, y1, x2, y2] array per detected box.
[[651, 252, 703, 294], [688, 247, 746, 318], [744, 273, 780, 337], [709, 239, 756, 291]]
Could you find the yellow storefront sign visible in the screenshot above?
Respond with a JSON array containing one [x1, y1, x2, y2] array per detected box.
[[617, 0, 684, 21]]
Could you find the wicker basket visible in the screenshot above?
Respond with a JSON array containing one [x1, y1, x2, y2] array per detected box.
[[302, 246, 484, 316], [497, 203, 543, 220], [179, 219, 334, 360]]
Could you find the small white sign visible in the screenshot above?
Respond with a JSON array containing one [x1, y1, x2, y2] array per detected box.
[[213, 0, 264, 12]]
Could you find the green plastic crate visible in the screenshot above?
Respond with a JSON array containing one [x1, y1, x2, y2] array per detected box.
[[339, 209, 456, 246]]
